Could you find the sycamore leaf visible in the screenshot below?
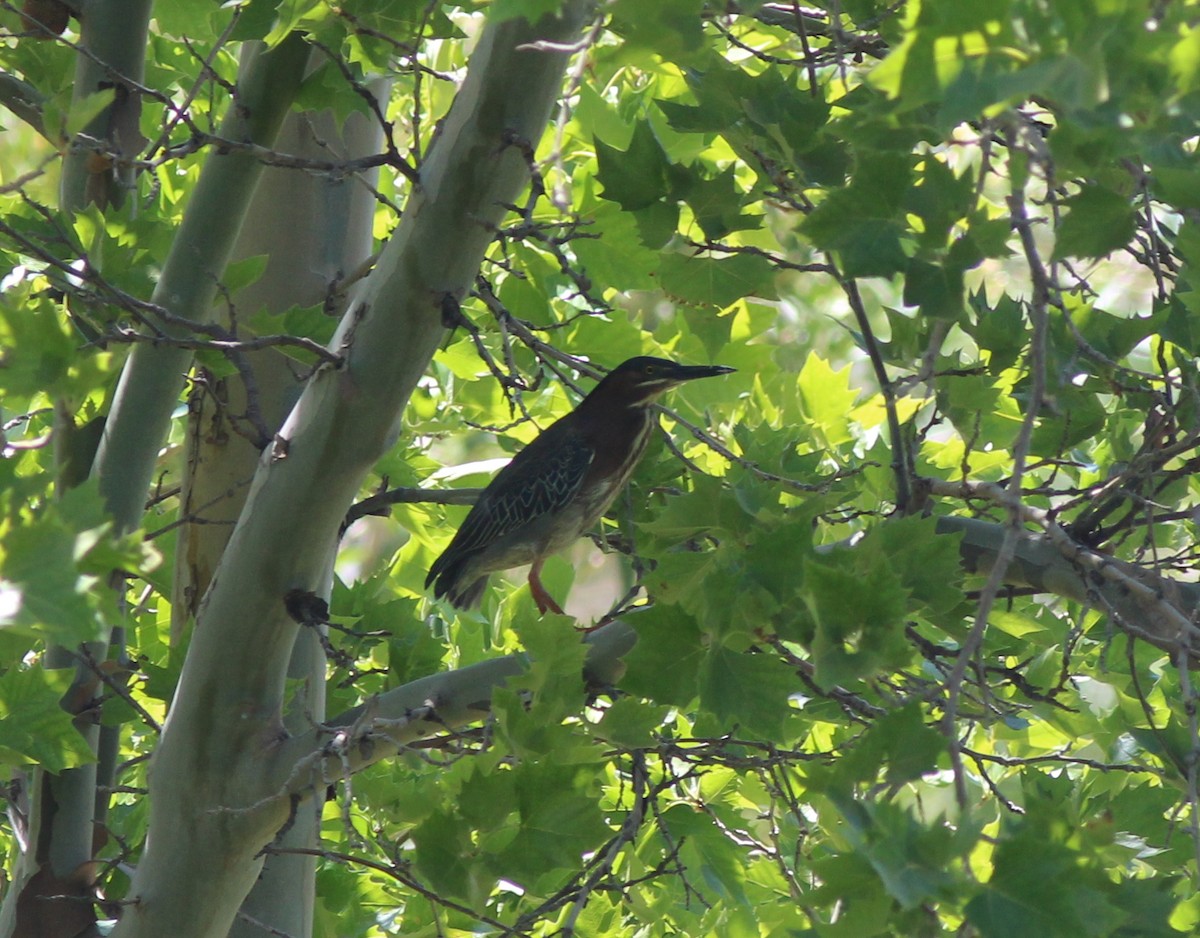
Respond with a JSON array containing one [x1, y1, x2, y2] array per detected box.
[[802, 152, 914, 277], [798, 551, 910, 690], [0, 667, 96, 772], [698, 645, 796, 738], [1052, 184, 1136, 260], [655, 252, 776, 308], [595, 121, 671, 211], [797, 351, 857, 447]]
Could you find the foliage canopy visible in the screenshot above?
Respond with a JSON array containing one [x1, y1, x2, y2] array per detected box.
[[3, 0, 1200, 935]]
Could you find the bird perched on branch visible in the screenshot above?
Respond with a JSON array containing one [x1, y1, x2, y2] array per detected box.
[[426, 356, 735, 614]]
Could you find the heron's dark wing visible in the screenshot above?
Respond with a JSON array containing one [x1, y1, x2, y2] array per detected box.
[[427, 428, 595, 580]]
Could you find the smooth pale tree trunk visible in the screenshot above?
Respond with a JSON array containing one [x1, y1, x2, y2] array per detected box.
[[109, 7, 590, 938], [192, 100, 386, 938], [171, 94, 387, 644]]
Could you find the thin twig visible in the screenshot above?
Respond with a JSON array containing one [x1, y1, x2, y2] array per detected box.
[[343, 485, 482, 529], [941, 126, 1051, 809], [839, 275, 911, 511]]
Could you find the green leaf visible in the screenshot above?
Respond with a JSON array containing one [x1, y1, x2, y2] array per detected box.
[[799, 551, 910, 690], [1, 520, 99, 646], [681, 167, 761, 240], [742, 517, 814, 605], [0, 296, 79, 397], [573, 200, 659, 291], [641, 551, 718, 612], [264, 0, 324, 45], [64, 88, 115, 138], [879, 704, 945, 785], [598, 697, 672, 749], [632, 200, 681, 249], [698, 646, 796, 738], [607, 0, 706, 62], [0, 667, 95, 772], [1052, 184, 1136, 260], [796, 351, 857, 447], [1153, 165, 1200, 211], [491, 0, 571, 23], [499, 761, 610, 883], [904, 258, 964, 320], [831, 796, 962, 910], [222, 253, 269, 294], [595, 121, 672, 211], [1028, 388, 1106, 456], [1169, 24, 1200, 93], [662, 804, 751, 905], [514, 614, 589, 712], [868, 31, 940, 107], [621, 605, 705, 706], [907, 154, 974, 247], [822, 701, 943, 788], [808, 853, 895, 933], [655, 252, 776, 308], [871, 515, 963, 615], [228, 0, 280, 41], [802, 153, 914, 277], [965, 833, 1122, 938], [679, 303, 734, 359], [1108, 878, 1188, 938], [970, 293, 1026, 372], [411, 808, 474, 901]]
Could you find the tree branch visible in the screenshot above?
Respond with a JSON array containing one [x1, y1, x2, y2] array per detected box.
[[933, 494, 1200, 665], [270, 620, 637, 794]]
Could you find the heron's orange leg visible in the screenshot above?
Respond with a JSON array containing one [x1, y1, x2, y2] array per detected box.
[[528, 557, 565, 616]]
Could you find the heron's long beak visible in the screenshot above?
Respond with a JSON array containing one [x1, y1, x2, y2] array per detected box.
[[667, 363, 736, 382]]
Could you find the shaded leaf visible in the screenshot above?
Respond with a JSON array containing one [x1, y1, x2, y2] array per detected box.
[[1052, 184, 1136, 260]]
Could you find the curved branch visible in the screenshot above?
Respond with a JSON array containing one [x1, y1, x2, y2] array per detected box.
[[0, 72, 47, 140], [934, 496, 1200, 666], [271, 620, 637, 796]]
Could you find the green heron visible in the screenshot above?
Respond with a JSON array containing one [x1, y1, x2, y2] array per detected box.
[[426, 356, 735, 614]]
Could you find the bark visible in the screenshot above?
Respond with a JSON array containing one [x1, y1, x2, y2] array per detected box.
[[939, 515, 1200, 664], [270, 619, 638, 790], [172, 96, 386, 638], [216, 100, 386, 938], [92, 34, 312, 535], [58, 0, 153, 212]]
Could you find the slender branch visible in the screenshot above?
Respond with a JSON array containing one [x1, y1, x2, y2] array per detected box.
[[343, 485, 482, 529], [962, 745, 1158, 775], [98, 324, 344, 366], [840, 276, 911, 511], [0, 70, 48, 139], [258, 846, 508, 931], [560, 752, 649, 933], [941, 129, 1051, 809], [685, 239, 832, 274], [139, 7, 242, 165], [658, 405, 839, 492]]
